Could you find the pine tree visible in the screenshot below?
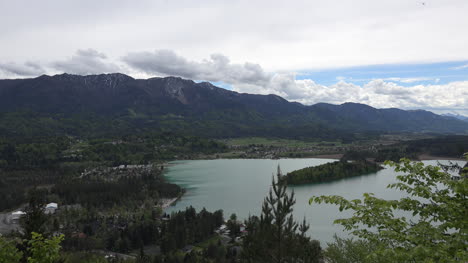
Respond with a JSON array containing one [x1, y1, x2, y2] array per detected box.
[[20, 189, 48, 240], [241, 166, 322, 262]]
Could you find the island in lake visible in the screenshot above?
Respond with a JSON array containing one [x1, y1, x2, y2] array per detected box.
[[284, 159, 383, 185]]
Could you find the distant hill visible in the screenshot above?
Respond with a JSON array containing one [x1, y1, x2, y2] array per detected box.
[[311, 103, 468, 133], [0, 73, 467, 138], [442, 113, 468, 122]]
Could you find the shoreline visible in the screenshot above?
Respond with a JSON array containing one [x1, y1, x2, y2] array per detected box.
[[164, 154, 465, 162], [159, 195, 181, 209], [159, 191, 185, 210], [309, 154, 343, 159], [159, 161, 185, 211], [417, 154, 466, 161], [159, 161, 176, 171]]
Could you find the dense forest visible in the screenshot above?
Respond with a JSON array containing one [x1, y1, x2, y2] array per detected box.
[[0, 132, 225, 212], [159, 207, 224, 253], [59, 206, 224, 254], [0, 132, 227, 169], [285, 160, 383, 185], [0, 109, 361, 141]]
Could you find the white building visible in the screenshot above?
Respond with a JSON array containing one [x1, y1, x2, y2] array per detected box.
[[45, 203, 58, 214], [11, 211, 26, 221]]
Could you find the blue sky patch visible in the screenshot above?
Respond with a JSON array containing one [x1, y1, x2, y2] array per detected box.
[[296, 60, 468, 86]]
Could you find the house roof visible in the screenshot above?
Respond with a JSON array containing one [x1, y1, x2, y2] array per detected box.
[[46, 203, 58, 208], [12, 211, 26, 215]]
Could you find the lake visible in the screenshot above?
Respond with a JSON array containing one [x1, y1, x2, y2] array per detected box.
[[164, 158, 465, 245]]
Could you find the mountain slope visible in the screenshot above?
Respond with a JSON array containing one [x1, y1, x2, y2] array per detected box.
[[442, 113, 468, 122], [311, 103, 468, 133], [0, 73, 467, 138]]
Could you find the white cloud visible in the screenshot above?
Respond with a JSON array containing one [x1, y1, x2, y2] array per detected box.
[[1, 0, 468, 71], [0, 61, 44, 77], [451, 64, 468, 70], [338, 76, 440, 84], [122, 50, 271, 86], [51, 49, 120, 75], [232, 75, 468, 114], [384, 77, 435, 83]]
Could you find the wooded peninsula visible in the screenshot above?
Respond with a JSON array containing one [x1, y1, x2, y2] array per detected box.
[[285, 160, 383, 185]]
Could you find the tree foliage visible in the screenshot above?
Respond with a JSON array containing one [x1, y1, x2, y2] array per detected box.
[[324, 235, 389, 263], [160, 207, 224, 254], [310, 158, 468, 262], [0, 237, 23, 263], [0, 233, 63, 263], [27, 232, 64, 263], [242, 166, 322, 262], [285, 160, 382, 185]]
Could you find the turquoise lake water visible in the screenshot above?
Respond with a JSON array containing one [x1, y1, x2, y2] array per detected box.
[[164, 158, 465, 245]]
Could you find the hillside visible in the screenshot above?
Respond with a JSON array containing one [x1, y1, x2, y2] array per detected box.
[[311, 102, 468, 133], [442, 113, 468, 122], [0, 73, 467, 138]]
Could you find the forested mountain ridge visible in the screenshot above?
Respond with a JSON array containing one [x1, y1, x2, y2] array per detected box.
[[442, 113, 468, 122], [0, 73, 301, 116], [311, 102, 468, 133], [0, 73, 467, 138]]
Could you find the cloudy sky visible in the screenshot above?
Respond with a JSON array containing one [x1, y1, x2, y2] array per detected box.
[[1, 0, 467, 115]]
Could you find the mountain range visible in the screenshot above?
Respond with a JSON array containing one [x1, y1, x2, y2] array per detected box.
[[0, 73, 467, 139], [442, 113, 468, 122]]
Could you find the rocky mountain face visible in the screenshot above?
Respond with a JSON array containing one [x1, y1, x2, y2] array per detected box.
[[0, 73, 467, 137]]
